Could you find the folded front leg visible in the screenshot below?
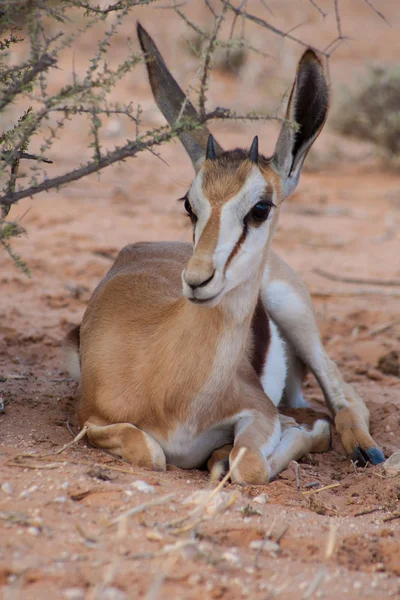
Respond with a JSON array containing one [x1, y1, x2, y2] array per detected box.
[[229, 411, 281, 485], [268, 415, 331, 481], [84, 420, 166, 471], [262, 251, 385, 465]]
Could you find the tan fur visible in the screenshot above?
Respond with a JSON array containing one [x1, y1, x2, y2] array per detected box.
[[202, 159, 253, 206], [65, 29, 384, 485]]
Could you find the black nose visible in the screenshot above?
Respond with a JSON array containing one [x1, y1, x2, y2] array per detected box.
[[188, 271, 215, 290]]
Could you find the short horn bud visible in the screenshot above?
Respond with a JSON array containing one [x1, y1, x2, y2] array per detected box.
[[249, 136, 259, 163], [206, 134, 217, 161]]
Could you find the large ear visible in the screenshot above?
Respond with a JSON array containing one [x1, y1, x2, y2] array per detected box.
[[137, 23, 223, 171], [272, 49, 329, 199]]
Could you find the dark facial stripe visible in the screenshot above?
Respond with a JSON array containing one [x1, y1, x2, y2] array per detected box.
[[250, 297, 270, 378], [224, 223, 248, 274]]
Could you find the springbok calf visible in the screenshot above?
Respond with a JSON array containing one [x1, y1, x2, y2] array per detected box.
[[66, 24, 384, 485]]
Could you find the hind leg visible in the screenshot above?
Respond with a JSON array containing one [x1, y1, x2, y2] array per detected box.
[[262, 251, 385, 465], [84, 420, 166, 471], [280, 345, 308, 409], [267, 415, 331, 480], [208, 415, 330, 483]]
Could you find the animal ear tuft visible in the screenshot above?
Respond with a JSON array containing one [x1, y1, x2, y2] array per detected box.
[[272, 48, 329, 199]]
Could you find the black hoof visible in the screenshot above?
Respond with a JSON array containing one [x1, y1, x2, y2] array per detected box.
[[350, 446, 385, 467], [365, 447, 386, 465]]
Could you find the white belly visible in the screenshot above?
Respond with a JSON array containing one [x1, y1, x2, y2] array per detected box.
[[154, 421, 235, 469], [261, 319, 287, 406]]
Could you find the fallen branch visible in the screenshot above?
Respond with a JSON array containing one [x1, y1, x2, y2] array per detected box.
[[311, 289, 400, 298], [109, 493, 175, 526], [313, 267, 400, 287], [302, 482, 340, 495], [354, 506, 383, 517]]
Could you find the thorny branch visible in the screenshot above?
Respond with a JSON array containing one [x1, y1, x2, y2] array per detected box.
[[0, 109, 283, 207], [0, 0, 390, 273]]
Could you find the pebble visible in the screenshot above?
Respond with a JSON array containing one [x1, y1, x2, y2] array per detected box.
[[188, 574, 202, 586], [253, 493, 270, 505], [222, 550, 240, 565], [249, 540, 280, 554], [102, 588, 127, 600], [1, 482, 12, 495], [383, 451, 400, 477], [63, 589, 84, 600], [131, 480, 155, 494]]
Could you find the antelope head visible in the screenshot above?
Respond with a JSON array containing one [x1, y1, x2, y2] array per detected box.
[[137, 24, 329, 308]]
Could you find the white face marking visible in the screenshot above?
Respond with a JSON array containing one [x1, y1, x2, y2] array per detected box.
[[218, 169, 276, 294], [182, 166, 278, 306], [188, 171, 211, 247]]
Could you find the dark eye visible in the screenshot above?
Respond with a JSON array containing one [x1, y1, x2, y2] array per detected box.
[[247, 202, 273, 223], [184, 197, 192, 215], [184, 197, 197, 222]]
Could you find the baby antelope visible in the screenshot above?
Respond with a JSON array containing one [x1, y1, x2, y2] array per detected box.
[[65, 24, 384, 485]]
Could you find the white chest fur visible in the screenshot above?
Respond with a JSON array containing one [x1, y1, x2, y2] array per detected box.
[[261, 318, 287, 406]]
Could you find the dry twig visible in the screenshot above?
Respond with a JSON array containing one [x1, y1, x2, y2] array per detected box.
[[313, 267, 400, 287], [302, 483, 340, 495]]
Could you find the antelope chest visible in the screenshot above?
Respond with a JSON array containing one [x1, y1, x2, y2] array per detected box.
[[150, 412, 255, 469]]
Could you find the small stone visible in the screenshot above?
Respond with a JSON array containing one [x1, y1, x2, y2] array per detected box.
[[222, 550, 240, 565], [249, 540, 280, 554], [1, 482, 12, 495], [63, 589, 84, 600], [54, 496, 67, 503], [131, 480, 155, 494], [102, 587, 127, 600], [253, 494, 270, 505], [367, 369, 384, 381], [146, 530, 162, 541], [27, 526, 40, 536], [377, 351, 400, 377], [383, 451, 400, 477], [188, 574, 202, 586]]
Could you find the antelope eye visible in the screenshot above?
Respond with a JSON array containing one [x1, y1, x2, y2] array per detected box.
[[184, 197, 197, 222], [184, 197, 193, 215], [248, 202, 272, 223]]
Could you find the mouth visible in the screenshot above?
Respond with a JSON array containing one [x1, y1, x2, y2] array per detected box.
[[188, 289, 224, 306]]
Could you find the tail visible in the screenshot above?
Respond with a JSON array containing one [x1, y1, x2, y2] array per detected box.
[[64, 325, 81, 381]]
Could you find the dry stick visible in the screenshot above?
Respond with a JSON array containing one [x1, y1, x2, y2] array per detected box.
[[313, 267, 400, 287], [109, 493, 175, 526], [222, 1, 310, 51], [311, 289, 400, 298], [333, 0, 343, 39], [8, 453, 152, 477], [292, 461, 301, 490], [50, 426, 89, 456], [383, 513, 400, 523], [254, 516, 277, 570], [144, 554, 179, 600], [325, 522, 338, 560], [307, 0, 327, 18], [363, 0, 391, 26], [165, 447, 247, 529], [198, 6, 227, 119], [354, 507, 383, 518], [360, 321, 398, 339], [303, 566, 327, 600], [302, 483, 340, 496]]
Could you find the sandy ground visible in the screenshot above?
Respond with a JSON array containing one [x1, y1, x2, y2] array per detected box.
[[1, 2, 400, 598]]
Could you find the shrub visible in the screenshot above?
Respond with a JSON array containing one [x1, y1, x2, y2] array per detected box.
[[333, 65, 400, 158]]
